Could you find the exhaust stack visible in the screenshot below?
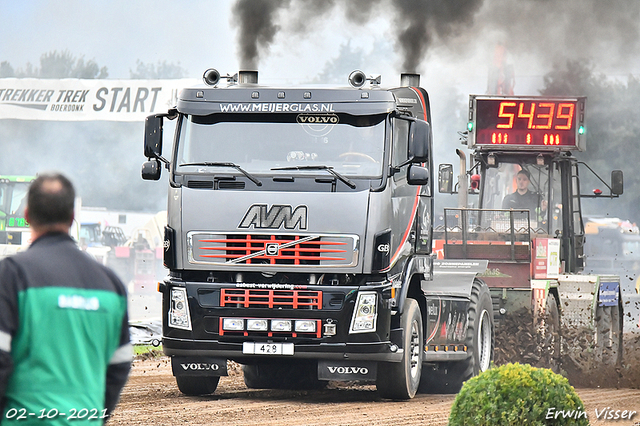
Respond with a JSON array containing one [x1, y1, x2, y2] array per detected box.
[[239, 70, 258, 85], [400, 73, 420, 87]]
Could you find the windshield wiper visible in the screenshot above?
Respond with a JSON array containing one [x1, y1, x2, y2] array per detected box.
[[271, 165, 356, 189], [181, 162, 262, 186]]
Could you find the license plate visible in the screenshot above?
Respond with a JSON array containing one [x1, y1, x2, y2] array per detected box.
[[243, 342, 294, 355]]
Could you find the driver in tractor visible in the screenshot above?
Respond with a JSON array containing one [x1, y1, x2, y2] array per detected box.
[[502, 169, 547, 222]]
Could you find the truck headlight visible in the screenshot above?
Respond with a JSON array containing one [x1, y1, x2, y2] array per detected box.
[[247, 319, 269, 331], [295, 320, 317, 333], [222, 318, 245, 331], [349, 291, 378, 334], [169, 287, 192, 330], [271, 319, 292, 332]]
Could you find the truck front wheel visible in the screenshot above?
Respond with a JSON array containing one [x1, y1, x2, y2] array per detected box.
[[419, 279, 494, 394], [376, 298, 423, 400], [175, 376, 220, 396]]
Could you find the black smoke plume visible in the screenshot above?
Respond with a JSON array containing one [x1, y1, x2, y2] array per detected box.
[[232, 0, 290, 70], [230, 0, 485, 73], [391, 0, 484, 72], [231, 0, 640, 77]]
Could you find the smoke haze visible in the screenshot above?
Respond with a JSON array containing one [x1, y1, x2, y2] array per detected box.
[[231, 0, 640, 79]]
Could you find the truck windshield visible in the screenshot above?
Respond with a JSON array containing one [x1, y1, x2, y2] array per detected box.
[[176, 113, 386, 177], [0, 181, 29, 218]]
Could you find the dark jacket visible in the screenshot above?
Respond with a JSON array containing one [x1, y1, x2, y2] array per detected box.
[[0, 232, 131, 424]]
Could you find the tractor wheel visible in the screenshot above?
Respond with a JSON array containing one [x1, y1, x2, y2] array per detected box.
[[377, 298, 423, 400], [538, 294, 561, 372], [595, 302, 623, 366], [419, 279, 493, 394]]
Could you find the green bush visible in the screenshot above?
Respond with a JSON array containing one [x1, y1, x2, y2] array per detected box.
[[448, 363, 588, 426]]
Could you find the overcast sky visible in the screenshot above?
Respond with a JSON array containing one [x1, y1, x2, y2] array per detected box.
[[2, 0, 640, 217], [3, 0, 639, 93]]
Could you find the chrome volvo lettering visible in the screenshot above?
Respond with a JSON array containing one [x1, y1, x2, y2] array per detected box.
[[180, 363, 220, 371], [296, 114, 339, 124], [327, 366, 369, 375], [239, 204, 308, 230]]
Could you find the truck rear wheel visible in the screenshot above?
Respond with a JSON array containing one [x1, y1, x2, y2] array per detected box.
[[175, 376, 220, 396], [376, 298, 422, 400], [595, 302, 623, 366], [419, 279, 493, 394], [242, 360, 324, 390]]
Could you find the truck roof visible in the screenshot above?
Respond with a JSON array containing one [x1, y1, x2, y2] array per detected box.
[[177, 86, 400, 116]]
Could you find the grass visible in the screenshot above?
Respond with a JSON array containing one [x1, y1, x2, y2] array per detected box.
[[133, 344, 164, 359]]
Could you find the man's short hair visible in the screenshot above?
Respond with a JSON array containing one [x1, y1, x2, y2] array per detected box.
[[517, 169, 531, 180], [27, 173, 75, 227]]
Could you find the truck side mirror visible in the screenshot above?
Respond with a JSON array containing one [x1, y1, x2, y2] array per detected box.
[[141, 159, 162, 181], [611, 170, 623, 195], [407, 164, 429, 185], [408, 120, 430, 162], [144, 114, 164, 158], [438, 164, 453, 193]]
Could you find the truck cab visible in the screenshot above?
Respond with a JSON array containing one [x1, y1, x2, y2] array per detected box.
[[142, 70, 493, 399]]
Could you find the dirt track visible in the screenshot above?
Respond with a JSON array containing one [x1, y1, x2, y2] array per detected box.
[[109, 354, 640, 426]]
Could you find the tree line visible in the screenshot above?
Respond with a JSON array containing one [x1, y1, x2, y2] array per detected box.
[[0, 50, 184, 79]]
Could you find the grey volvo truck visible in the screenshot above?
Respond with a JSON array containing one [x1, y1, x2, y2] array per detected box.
[[142, 69, 494, 399]]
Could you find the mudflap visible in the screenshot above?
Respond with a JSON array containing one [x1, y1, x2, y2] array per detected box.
[[171, 356, 228, 376], [558, 275, 600, 329], [558, 275, 624, 372], [317, 360, 377, 381]]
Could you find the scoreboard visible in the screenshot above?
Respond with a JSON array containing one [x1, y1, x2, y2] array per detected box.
[[467, 95, 586, 151]]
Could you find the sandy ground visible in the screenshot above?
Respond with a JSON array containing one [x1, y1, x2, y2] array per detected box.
[[117, 294, 640, 425], [108, 354, 640, 426]]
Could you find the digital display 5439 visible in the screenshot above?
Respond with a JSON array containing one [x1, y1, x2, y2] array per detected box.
[[469, 96, 586, 151]]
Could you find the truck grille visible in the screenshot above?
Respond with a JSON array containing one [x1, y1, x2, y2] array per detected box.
[[220, 288, 322, 309], [188, 232, 358, 267]]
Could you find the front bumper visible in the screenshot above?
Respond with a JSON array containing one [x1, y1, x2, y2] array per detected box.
[[161, 278, 400, 362], [163, 337, 404, 363]]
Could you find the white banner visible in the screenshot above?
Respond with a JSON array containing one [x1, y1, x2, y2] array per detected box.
[[0, 78, 198, 122]]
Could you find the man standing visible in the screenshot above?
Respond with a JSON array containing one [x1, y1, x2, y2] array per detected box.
[[0, 173, 131, 424]]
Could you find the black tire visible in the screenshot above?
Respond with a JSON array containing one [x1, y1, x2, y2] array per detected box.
[[377, 298, 423, 400], [538, 294, 561, 372], [419, 279, 493, 394], [242, 360, 324, 390], [175, 375, 220, 396], [595, 301, 623, 366]]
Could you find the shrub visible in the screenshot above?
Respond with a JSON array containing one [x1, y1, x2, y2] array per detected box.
[[448, 363, 588, 425]]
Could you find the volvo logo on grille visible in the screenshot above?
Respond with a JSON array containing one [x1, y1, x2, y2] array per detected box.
[[239, 204, 308, 230], [265, 243, 280, 256]]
